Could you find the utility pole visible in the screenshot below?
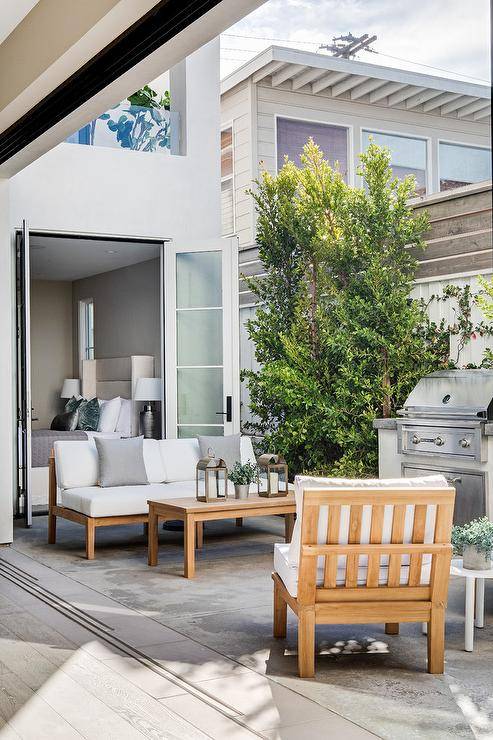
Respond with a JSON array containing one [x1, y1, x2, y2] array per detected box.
[[319, 33, 377, 59]]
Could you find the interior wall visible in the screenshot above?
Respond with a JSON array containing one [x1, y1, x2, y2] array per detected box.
[[30, 280, 74, 429], [72, 258, 161, 377]]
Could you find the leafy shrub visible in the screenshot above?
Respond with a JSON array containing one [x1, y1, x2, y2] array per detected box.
[[452, 517, 493, 555]]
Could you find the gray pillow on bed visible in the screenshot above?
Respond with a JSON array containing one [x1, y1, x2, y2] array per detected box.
[[94, 436, 149, 487], [50, 410, 79, 431]]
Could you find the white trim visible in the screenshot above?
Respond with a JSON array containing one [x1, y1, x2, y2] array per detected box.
[[437, 138, 492, 193], [361, 126, 432, 195], [274, 113, 354, 185], [221, 121, 236, 237]]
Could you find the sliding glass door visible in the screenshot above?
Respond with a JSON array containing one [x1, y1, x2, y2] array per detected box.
[[165, 238, 239, 438], [16, 221, 32, 527]]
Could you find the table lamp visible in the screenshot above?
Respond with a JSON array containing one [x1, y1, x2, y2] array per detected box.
[[60, 379, 81, 399], [134, 377, 162, 439]]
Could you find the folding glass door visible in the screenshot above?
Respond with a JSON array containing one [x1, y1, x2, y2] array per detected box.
[[16, 221, 32, 526], [165, 238, 239, 438]]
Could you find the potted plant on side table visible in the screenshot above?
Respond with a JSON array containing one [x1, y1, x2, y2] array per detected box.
[[452, 517, 493, 570], [229, 462, 258, 500]]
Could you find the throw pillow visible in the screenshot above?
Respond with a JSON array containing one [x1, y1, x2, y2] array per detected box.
[[116, 399, 133, 436], [50, 410, 79, 431], [77, 397, 100, 431], [98, 397, 122, 433], [65, 395, 84, 413], [198, 434, 241, 474], [94, 436, 149, 487]]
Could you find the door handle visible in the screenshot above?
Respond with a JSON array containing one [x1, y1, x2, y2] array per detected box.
[[215, 396, 232, 423]]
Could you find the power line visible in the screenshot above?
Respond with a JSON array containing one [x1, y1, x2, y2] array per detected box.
[[221, 32, 490, 84]]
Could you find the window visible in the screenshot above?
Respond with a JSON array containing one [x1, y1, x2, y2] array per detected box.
[[362, 130, 427, 196], [221, 126, 235, 236], [439, 142, 492, 191], [79, 298, 94, 373], [276, 117, 349, 180]]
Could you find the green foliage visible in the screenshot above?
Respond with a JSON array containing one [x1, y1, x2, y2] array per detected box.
[[243, 140, 493, 477], [228, 461, 258, 485], [128, 85, 170, 110], [452, 517, 493, 555]]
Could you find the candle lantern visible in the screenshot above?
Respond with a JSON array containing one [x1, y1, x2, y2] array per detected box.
[[196, 448, 229, 502], [257, 454, 288, 497]]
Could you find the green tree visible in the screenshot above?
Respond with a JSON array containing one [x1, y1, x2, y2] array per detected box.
[[243, 140, 450, 476]]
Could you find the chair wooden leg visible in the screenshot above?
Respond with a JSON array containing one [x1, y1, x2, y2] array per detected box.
[[385, 623, 399, 635], [48, 512, 57, 544], [298, 608, 315, 678], [273, 579, 287, 638], [427, 607, 445, 674], [85, 519, 95, 560]]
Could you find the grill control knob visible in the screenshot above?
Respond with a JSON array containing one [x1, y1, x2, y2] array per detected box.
[[434, 436, 445, 447], [459, 438, 470, 448], [412, 434, 421, 445]]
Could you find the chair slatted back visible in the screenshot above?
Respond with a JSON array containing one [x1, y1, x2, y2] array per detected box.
[[297, 487, 455, 607]]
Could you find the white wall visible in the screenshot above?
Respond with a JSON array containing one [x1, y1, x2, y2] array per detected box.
[[9, 39, 221, 242]]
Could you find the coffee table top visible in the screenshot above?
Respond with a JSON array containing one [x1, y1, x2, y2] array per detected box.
[[148, 493, 295, 513]]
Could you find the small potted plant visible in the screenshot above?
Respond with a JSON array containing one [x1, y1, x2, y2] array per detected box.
[[452, 517, 493, 570], [228, 461, 258, 500]]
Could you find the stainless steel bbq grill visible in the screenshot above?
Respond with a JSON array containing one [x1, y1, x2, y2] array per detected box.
[[374, 370, 493, 525]]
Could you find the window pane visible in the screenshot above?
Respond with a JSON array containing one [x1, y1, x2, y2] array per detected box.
[[177, 368, 223, 424], [221, 148, 233, 177], [221, 180, 234, 235], [277, 118, 348, 180], [221, 128, 233, 149], [439, 142, 492, 191], [176, 252, 222, 308], [362, 130, 427, 195], [177, 309, 223, 366]]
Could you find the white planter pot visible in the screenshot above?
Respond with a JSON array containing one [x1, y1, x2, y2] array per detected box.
[[234, 484, 250, 500], [463, 544, 491, 571]]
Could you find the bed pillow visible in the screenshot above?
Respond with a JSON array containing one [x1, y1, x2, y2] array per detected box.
[[77, 398, 100, 431], [50, 410, 79, 431], [98, 397, 122, 433], [116, 399, 132, 436], [95, 436, 149, 487], [65, 395, 84, 413]]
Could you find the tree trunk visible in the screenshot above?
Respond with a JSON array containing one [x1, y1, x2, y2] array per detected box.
[[308, 259, 318, 360], [381, 347, 391, 418]]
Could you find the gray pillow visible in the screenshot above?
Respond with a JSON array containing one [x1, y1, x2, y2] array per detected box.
[[198, 434, 241, 473], [94, 436, 149, 487], [51, 410, 79, 431]]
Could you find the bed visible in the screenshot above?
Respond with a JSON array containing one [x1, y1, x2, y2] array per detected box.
[[31, 355, 154, 508]]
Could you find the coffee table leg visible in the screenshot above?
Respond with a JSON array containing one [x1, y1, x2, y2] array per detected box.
[[148, 507, 159, 566], [184, 515, 196, 578], [196, 521, 204, 549], [285, 513, 295, 542], [475, 577, 485, 628], [465, 576, 475, 652]]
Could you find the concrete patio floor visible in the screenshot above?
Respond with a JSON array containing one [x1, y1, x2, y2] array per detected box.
[[1, 514, 492, 739]]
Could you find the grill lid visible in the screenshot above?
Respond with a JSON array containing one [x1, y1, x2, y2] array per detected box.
[[399, 370, 493, 420]]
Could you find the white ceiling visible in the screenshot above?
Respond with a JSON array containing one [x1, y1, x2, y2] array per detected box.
[[0, 0, 39, 45], [30, 234, 161, 281]]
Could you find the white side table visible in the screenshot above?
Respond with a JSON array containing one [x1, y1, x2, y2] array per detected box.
[[450, 557, 493, 652]]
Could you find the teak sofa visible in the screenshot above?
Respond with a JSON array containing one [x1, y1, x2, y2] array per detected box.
[[273, 475, 455, 677], [48, 436, 257, 559]]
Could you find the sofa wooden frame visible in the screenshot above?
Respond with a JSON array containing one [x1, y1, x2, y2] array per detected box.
[[273, 486, 455, 678]]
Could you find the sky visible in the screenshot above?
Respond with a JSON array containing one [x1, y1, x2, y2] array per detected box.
[[221, 0, 491, 84]]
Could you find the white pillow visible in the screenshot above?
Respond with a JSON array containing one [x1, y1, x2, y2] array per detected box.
[[116, 399, 132, 436], [159, 438, 201, 482], [98, 397, 122, 433]]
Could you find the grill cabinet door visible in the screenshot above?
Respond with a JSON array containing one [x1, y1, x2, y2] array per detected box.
[[402, 465, 485, 525]]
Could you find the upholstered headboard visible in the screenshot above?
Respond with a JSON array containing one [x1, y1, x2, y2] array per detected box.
[[82, 355, 154, 435]]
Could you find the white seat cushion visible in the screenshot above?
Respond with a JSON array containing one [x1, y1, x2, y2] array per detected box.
[[274, 543, 431, 598], [159, 438, 201, 482], [287, 475, 449, 565], [60, 484, 169, 517]]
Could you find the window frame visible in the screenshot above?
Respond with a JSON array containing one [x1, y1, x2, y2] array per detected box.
[[220, 122, 236, 237], [437, 138, 492, 193], [360, 127, 431, 196], [78, 297, 95, 375], [274, 114, 354, 184]]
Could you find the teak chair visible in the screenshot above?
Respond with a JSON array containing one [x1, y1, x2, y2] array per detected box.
[[272, 486, 455, 678]]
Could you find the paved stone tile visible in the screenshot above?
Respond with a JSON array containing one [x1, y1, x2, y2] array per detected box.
[[140, 640, 250, 682], [161, 694, 258, 739], [103, 655, 189, 699], [263, 717, 376, 739]]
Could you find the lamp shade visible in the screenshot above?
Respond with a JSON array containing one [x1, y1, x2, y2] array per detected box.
[[134, 377, 162, 402], [61, 379, 81, 399]]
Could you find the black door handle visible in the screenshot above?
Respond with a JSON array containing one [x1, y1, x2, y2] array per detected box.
[[215, 396, 232, 423]]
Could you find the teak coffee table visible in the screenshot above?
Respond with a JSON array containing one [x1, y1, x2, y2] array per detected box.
[[147, 494, 296, 578]]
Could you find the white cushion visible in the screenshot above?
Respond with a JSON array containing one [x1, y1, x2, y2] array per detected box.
[[98, 397, 122, 432], [55, 440, 98, 490], [274, 543, 431, 598], [159, 438, 201, 482], [240, 436, 256, 465], [115, 399, 132, 436], [60, 484, 166, 517], [143, 439, 166, 483], [288, 474, 449, 565]]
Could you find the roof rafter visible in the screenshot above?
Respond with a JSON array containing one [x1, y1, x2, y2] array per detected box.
[[423, 92, 461, 112], [405, 89, 443, 109], [441, 95, 478, 115], [473, 107, 491, 121], [457, 98, 490, 118], [331, 74, 369, 98], [252, 60, 285, 84], [271, 63, 306, 87], [350, 78, 388, 100], [388, 85, 426, 107], [291, 67, 326, 91], [311, 71, 349, 94], [369, 81, 406, 103]]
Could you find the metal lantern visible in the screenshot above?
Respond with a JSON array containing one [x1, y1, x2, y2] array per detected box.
[[257, 454, 288, 498], [196, 448, 229, 502]]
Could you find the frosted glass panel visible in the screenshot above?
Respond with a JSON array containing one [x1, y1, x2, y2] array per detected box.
[[177, 309, 223, 366], [178, 425, 223, 438], [177, 368, 223, 425], [176, 252, 222, 308]]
